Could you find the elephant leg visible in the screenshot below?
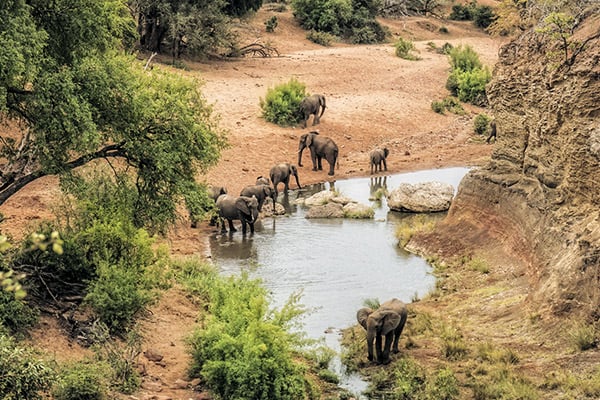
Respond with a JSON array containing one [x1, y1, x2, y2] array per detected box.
[[382, 333, 394, 364], [383, 159, 387, 171], [249, 222, 255, 234], [392, 327, 401, 354], [228, 219, 237, 232], [317, 156, 323, 170], [241, 219, 247, 234], [375, 334, 384, 364], [219, 217, 227, 234], [327, 157, 335, 176], [313, 113, 320, 125], [311, 152, 318, 171]]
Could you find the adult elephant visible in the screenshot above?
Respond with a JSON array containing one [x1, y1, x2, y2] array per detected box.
[[298, 131, 338, 176], [356, 298, 408, 365], [215, 194, 259, 235], [299, 94, 326, 128], [269, 162, 301, 195], [240, 184, 276, 213], [369, 148, 389, 174]]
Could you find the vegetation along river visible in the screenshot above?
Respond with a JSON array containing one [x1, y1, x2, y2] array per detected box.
[[208, 167, 470, 395]]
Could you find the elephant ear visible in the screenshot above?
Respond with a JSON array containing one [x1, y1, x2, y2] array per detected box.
[[356, 307, 373, 331], [381, 310, 401, 335], [236, 197, 251, 215], [306, 133, 313, 147]]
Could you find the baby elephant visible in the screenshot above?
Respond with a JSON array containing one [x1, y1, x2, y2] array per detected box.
[[356, 298, 408, 364], [369, 148, 389, 174]]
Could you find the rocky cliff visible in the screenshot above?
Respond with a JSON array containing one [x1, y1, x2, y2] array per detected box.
[[410, 10, 600, 319]]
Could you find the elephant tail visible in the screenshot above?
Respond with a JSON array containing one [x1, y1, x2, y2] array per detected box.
[[319, 96, 326, 117]]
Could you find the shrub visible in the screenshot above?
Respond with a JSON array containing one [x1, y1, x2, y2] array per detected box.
[[306, 30, 336, 46], [84, 258, 158, 334], [260, 78, 307, 126], [448, 45, 482, 72], [0, 289, 39, 337], [473, 5, 495, 28], [0, 333, 55, 400], [455, 68, 492, 106], [394, 37, 419, 60], [265, 16, 278, 32], [432, 96, 465, 115], [449, 3, 473, 20], [474, 113, 492, 135], [53, 360, 111, 400], [425, 367, 459, 400], [188, 272, 310, 400], [568, 322, 597, 351]]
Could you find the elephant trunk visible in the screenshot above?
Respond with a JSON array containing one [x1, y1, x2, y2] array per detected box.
[[297, 147, 304, 167], [294, 173, 301, 189]]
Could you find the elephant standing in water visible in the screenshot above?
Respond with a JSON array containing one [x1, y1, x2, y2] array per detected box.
[[298, 131, 338, 176], [299, 94, 326, 128], [240, 184, 276, 212], [356, 298, 408, 364], [269, 162, 301, 195], [369, 148, 389, 174], [215, 194, 259, 235]]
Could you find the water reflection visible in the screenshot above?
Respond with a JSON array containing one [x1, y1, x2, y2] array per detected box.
[[208, 167, 470, 397]]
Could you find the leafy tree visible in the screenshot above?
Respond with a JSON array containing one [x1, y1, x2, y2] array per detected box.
[[130, 0, 238, 58], [0, 0, 227, 232]]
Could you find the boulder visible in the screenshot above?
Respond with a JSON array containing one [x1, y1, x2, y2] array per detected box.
[[343, 202, 374, 219], [305, 202, 344, 218], [387, 181, 454, 212], [304, 190, 336, 206]]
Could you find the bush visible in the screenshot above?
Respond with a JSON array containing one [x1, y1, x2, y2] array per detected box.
[[84, 258, 159, 334], [394, 37, 419, 60], [474, 113, 492, 135], [306, 30, 336, 46], [188, 272, 310, 400], [0, 333, 55, 400], [473, 5, 495, 28], [0, 289, 39, 337], [425, 367, 459, 400], [53, 360, 111, 400], [292, 0, 387, 43], [260, 78, 307, 126], [449, 3, 474, 20], [445, 45, 491, 106], [265, 16, 278, 32]]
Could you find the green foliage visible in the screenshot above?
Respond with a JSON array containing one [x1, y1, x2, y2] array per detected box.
[[0, 333, 55, 400], [53, 360, 111, 400], [188, 271, 310, 400], [95, 329, 142, 394], [567, 321, 597, 351], [449, 1, 495, 29], [395, 215, 437, 248], [260, 78, 307, 126], [265, 15, 279, 32], [394, 37, 420, 60], [84, 259, 158, 334], [445, 45, 491, 106], [432, 97, 465, 115], [306, 30, 336, 46], [474, 113, 492, 135], [291, 0, 387, 43], [441, 326, 469, 361], [425, 367, 459, 400], [1, 2, 227, 227], [0, 290, 38, 337]]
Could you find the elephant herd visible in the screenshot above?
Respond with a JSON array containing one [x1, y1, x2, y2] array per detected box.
[[203, 93, 395, 235]]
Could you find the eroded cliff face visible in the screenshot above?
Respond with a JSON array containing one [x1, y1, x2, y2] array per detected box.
[[411, 12, 600, 319]]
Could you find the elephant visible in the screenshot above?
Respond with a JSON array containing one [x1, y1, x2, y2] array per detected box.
[[486, 119, 497, 144], [356, 298, 408, 365], [255, 175, 271, 186], [269, 162, 301, 195], [240, 184, 276, 213], [298, 131, 339, 176], [299, 94, 326, 128], [369, 148, 389, 174], [215, 194, 260, 235]]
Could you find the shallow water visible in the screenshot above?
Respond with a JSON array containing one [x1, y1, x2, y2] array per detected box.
[[208, 167, 470, 397]]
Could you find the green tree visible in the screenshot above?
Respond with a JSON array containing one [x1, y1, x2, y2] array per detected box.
[[130, 0, 237, 57], [0, 0, 226, 232]]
